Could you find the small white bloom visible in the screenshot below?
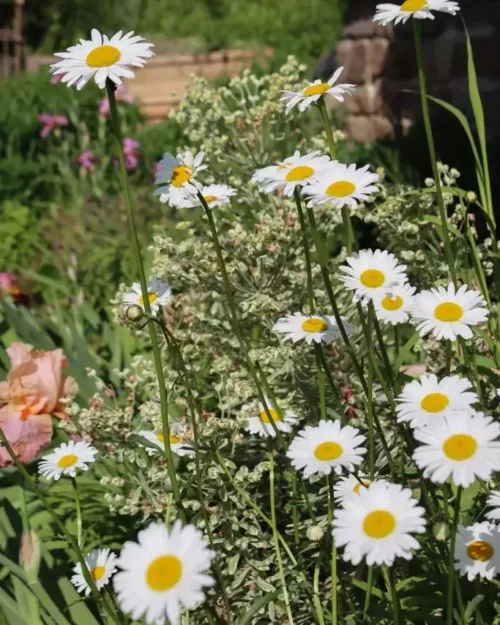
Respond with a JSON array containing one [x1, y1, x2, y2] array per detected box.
[[333, 481, 426, 566], [153, 151, 206, 208], [244, 398, 298, 438], [176, 184, 236, 209], [339, 249, 407, 302], [486, 492, 500, 521], [411, 283, 489, 341], [413, 411, 500, 487], [455, 522, 500, 581], [303, 162, 379, 210], [280, 67, 356, 114], [138, 430, 194, 458], [396, 374, 478, 429], [71, 549, 117, 596], [287, 420, 366, 477], [373, 0, 460, 26], [114, 520, 214, 625], [252, 151, 331, 196], [273, 312, 354, 345], [372, 284, 416, 325], [50, 29, 154, 90], [334, 475, 387, 503], [38, 440, 98, 481], [122, 279, 172, 313]]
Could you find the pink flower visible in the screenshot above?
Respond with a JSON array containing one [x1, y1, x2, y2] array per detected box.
[[98, 84, 133, 117], [38, 113, 69, 138], [123, 137, 140, 171], [0, 344, 78, 466], [77, 149, 96, 171]]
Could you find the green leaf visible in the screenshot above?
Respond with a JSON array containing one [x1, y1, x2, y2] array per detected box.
[[421, 215, 463, 239], [236, 593, 276, 625], [395, 333, 420, 370], [255, 577, 276, 593], [57, 578, 101, 625]]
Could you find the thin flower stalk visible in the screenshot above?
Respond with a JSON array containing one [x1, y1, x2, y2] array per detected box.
[[447, 487, 463, 625]]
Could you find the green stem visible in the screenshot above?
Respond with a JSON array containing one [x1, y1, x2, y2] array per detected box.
[[362, 567, 374, 622], [105, 80, 183, 512], [294, 188, 315, 312], [71, 477, 83, 549], [313, 553, 326, 625], [413, 22, 456, 284], [327, 474, 338, 625], [269, 450, 294, 625], [315, 344, 327, 421], [447, 487, 462, 625], [387, 566, 402, 625]]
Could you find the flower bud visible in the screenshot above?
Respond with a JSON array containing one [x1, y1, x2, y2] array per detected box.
[[433, 521, 450, 542], [306, 525, 324, 542], [125, 304, 144, 322]]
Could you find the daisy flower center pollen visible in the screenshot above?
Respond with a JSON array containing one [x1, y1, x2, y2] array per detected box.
[[381, 295, 403, 311], [467, 540, 494, 562], [420, 392, 449, 413], [86, 45, 122, 68], [326, 181, 356, 198], [353, 480, 371, 494], [360, 269, 385, 288], [314, 441, 343, 461], [434, 302, 463, 322], [400, 0, 428, 11], [170, 434, 181, 444], [171, 165, 192, 188], [301, 318, 328, 333], [259, 408, 281, 424], [138, 292, 158, 306], [443, 434, 478, 461], [363, 510, 396, 538], [146, 555, 183, 591], [285, 165, 315, 182], [91, 565, 106, 581], [204, 195, 218, 203], [57, 454, 78, 468], [303, 83, 330, 97]]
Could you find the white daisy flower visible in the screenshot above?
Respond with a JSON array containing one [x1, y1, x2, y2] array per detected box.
[[50, 29, 154, 90], [413, 411, 500, 487], [138, 430, 194, 458], [372, 284, 416, 325], [244, 398, 298, 438], [122, 279, 172, 313], [374, 0, 460, 26], [486, 492, 500, 521], [252, 151, 331, 196], [114, 520, 214, 625], [333, 481, 426, 566], [287, 420, 366, 477], [396, 374, 478, 429], [303, 163, 379, 210], [273, 312, 355, 345], [411, 283, 489, 341], [71, 548, 117, 596], [153, 151, 206, 208], [455, 522, 500, 581], [280, 67, 356, 114], [339, 249, 407, 302], [38, 440, 98, 481], [192, 184, 237, 209], [334, 475, 388, 503]]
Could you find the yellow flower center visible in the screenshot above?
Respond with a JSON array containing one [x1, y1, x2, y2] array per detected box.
[[170, 434, 181, 444], [301, 318, 328, 333], [145, 555, 183, 591], [57, 454, 78, 469], [400, 0, 428, 11], [259, 408, 281, 424], [314, 441, 343, 461], [443, 434, 478, 461], [285, 165, 315, 182], [363, 510, 396, 538], [434, 302, 463, 322], [138, 292, 158, 306], [91, 565, 106, 581], [171, 165, 192, 188], [352, 480, 371, 494], [326, 181, 356, 198], [360, 269, 385, 288], [420, 392, 449, 413], [381, 295, 403, 311], [303, 83, 330, 97], [204, 195, 218, 203], [467, 540, 494, 562], [86, 45, 121, 68]]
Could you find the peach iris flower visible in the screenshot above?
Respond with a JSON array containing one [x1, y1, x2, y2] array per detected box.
[[0, 343, 77, 465]]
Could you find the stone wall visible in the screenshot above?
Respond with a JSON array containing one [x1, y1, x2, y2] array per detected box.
[[330, 0, 500, 144]]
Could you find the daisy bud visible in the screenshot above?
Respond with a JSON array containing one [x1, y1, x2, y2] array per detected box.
[[20, 530, 41, 581], [125, 304, 144, 322], [466, 191, 477, 204], [433, 522, 450, 542], [307, 525, 324, 542]]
